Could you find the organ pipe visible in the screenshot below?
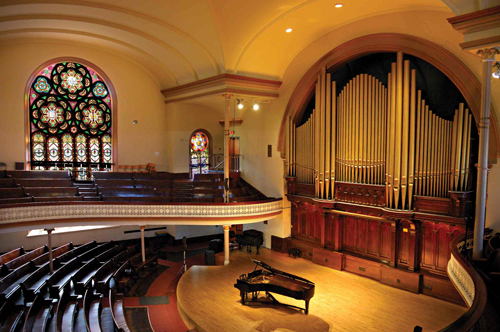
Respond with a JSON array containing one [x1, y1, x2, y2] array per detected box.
[[288, 55, 474, 208]]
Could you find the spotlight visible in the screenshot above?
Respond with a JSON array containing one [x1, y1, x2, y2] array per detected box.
[[253, 103, 259, 111], [286, 28, 293, 33], [493, 62, 500, 79], [238, 101, 244, 109], [335, 3, 343, 8]]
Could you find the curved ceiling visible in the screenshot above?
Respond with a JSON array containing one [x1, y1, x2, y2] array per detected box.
[[0, 0, 453, 89]]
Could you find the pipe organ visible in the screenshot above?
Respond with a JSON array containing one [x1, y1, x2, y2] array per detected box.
[[287, 52, 473, 210], [282, 51, 475, 305]]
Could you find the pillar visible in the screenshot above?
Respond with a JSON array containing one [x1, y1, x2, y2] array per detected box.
[[223, 225, 231, 265], [45, 228, 54, 274], [473, 48, 499, 260], [140, 225, 146, 263], [223, 94, 233, 203]]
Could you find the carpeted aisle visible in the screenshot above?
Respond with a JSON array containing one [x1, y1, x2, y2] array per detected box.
[[124, 250, 206, 332]]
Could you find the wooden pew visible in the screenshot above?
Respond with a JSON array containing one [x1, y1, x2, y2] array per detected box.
[[22, 293, 54, 332], [133, 172, 172, 180], [0, 197, 34, 205], [1, 245, 47, 277], [57, 240, 96, 264], [0, 177, 16, 188], [0, 247, 25, 266], [72, 258, 101, 296], [128, 249, 157, 274], [46, 257, 84, 298], [112, 261, 133, 294], [93, 172, 132, 180], [0, 187, 26, 199], [15, 179, 73, 188], [112, 246, 139, 265], [55, 286, 78, 332], [24, 187, 79, 197], [32, 243, 73, 267], [7, 170, 70, 179], [33, 196, 84, 203], [21, 259, 63, 302], [101, 196, 172, 203], [84, 288, 102, 332], [228, 195, 259, 202], [79, 241, 114, 263], [94, 179, 135, 188], [194, 173, 223, 181], [93, 260, 119, 295], [109, 286, 131, 332], [134, 179, 173, 188], [0, 299, 26, 332], [0, 261, 37, 304], [98, 188, 169, 197]]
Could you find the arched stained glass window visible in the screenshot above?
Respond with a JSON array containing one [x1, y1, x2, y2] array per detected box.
[[47, 137, 59, 162], [189, 130, 211, 177], [28, 61, 112, 171], [62, 134, 73, 162], [76, 134, 87, 163]]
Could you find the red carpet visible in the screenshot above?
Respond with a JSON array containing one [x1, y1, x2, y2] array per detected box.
[[124, 250, 206, 332]]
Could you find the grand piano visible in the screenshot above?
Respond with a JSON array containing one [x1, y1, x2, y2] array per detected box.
[[234, 259, 315, 314]]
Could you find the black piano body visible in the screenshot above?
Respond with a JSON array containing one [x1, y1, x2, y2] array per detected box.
[[234, 259, 315, 314], [236, 229, 264, 254]]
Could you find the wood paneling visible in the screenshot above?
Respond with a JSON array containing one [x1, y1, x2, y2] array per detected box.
[[343, 254, 382, 281], [313, 247, 343, 270]]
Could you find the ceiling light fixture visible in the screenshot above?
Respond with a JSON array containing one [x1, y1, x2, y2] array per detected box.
[[493, 62, 500, 79], [253, 102, 259, 111], [286, 28, 293, 33], [335, 3, 343, 8], [237, 100, 244, 109]]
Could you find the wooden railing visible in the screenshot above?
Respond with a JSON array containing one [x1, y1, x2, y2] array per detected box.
[[440, 234, 488, 332]]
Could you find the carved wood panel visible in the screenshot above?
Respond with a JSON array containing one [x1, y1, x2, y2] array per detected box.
[[335, 182, 385, 206]]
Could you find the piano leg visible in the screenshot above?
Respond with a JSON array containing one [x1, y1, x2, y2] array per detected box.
[[240, 291, 245, 305], [256, 246, 260, 255], [305, 300, 309, 314]]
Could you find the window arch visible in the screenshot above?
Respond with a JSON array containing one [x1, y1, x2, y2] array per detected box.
[[189, 129, 212, 178], [27, 60, 114, 171]]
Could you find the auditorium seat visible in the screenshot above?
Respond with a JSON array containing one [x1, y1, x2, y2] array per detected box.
[[109, 286, 131, 332], [55, 287, 78, 332]]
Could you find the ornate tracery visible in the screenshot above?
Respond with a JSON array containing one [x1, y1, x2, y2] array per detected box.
[[28, 61, 112, 170]]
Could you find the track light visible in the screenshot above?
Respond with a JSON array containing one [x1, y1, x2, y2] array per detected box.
[[253, 103, 259, 111], [493, 62, 500, 79], [285, 28, 293, 33], [237, 100, 244, 109]]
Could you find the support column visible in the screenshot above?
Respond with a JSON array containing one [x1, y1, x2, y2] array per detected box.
[[45, 228, 54, 275], [223, 225, 231, 265], [140, 225, 146, 263], [223, 94, 233, 203], [474, 48, 499, 260]]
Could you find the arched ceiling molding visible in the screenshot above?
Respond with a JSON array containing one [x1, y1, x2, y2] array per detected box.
[[0, 0, 222, 75], [0, 14, 200, 80], [0, 37, 163, 87], [233, 0, 318, 74], [277, 33, 500, 164], [276, 6, 452, 79], [441, 0, 462, 15], [0, 28, 179, 86]]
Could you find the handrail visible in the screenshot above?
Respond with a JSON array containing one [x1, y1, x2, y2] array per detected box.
[[439, 234, 488, 332]]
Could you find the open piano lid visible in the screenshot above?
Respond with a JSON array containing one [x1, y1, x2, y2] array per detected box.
[[251, 259, 315, 285]]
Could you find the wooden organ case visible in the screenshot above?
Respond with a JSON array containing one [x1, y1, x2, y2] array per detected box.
[[281, 52, 475, 305]]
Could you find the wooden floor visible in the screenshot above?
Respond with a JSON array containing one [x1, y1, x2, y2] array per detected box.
[[177, 248, 467, 332]]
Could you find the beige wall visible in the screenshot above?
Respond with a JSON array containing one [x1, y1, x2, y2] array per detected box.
[[165, 102, 224, 173], [0, 40, 168, 171]]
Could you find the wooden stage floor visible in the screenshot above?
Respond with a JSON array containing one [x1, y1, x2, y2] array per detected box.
[[177, 248, 466, 332]]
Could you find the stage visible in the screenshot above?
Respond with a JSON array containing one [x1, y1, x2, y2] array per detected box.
[[177, 248, 466, 332]]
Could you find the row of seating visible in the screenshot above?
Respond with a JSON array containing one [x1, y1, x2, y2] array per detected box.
[[0, 239, 157, 332], [0, 170, 268, 205]]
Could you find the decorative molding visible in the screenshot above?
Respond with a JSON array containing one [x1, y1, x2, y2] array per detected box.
[[448, 5, 500, 35], [161, 74, 281, 103], [219, 119, 243, 127], [0, 200, 283, 231], [448, 252, 475, 307]]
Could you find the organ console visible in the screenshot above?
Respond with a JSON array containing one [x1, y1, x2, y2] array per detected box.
[[283, 51, 474, 302], [234, 259, 315, 314]]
